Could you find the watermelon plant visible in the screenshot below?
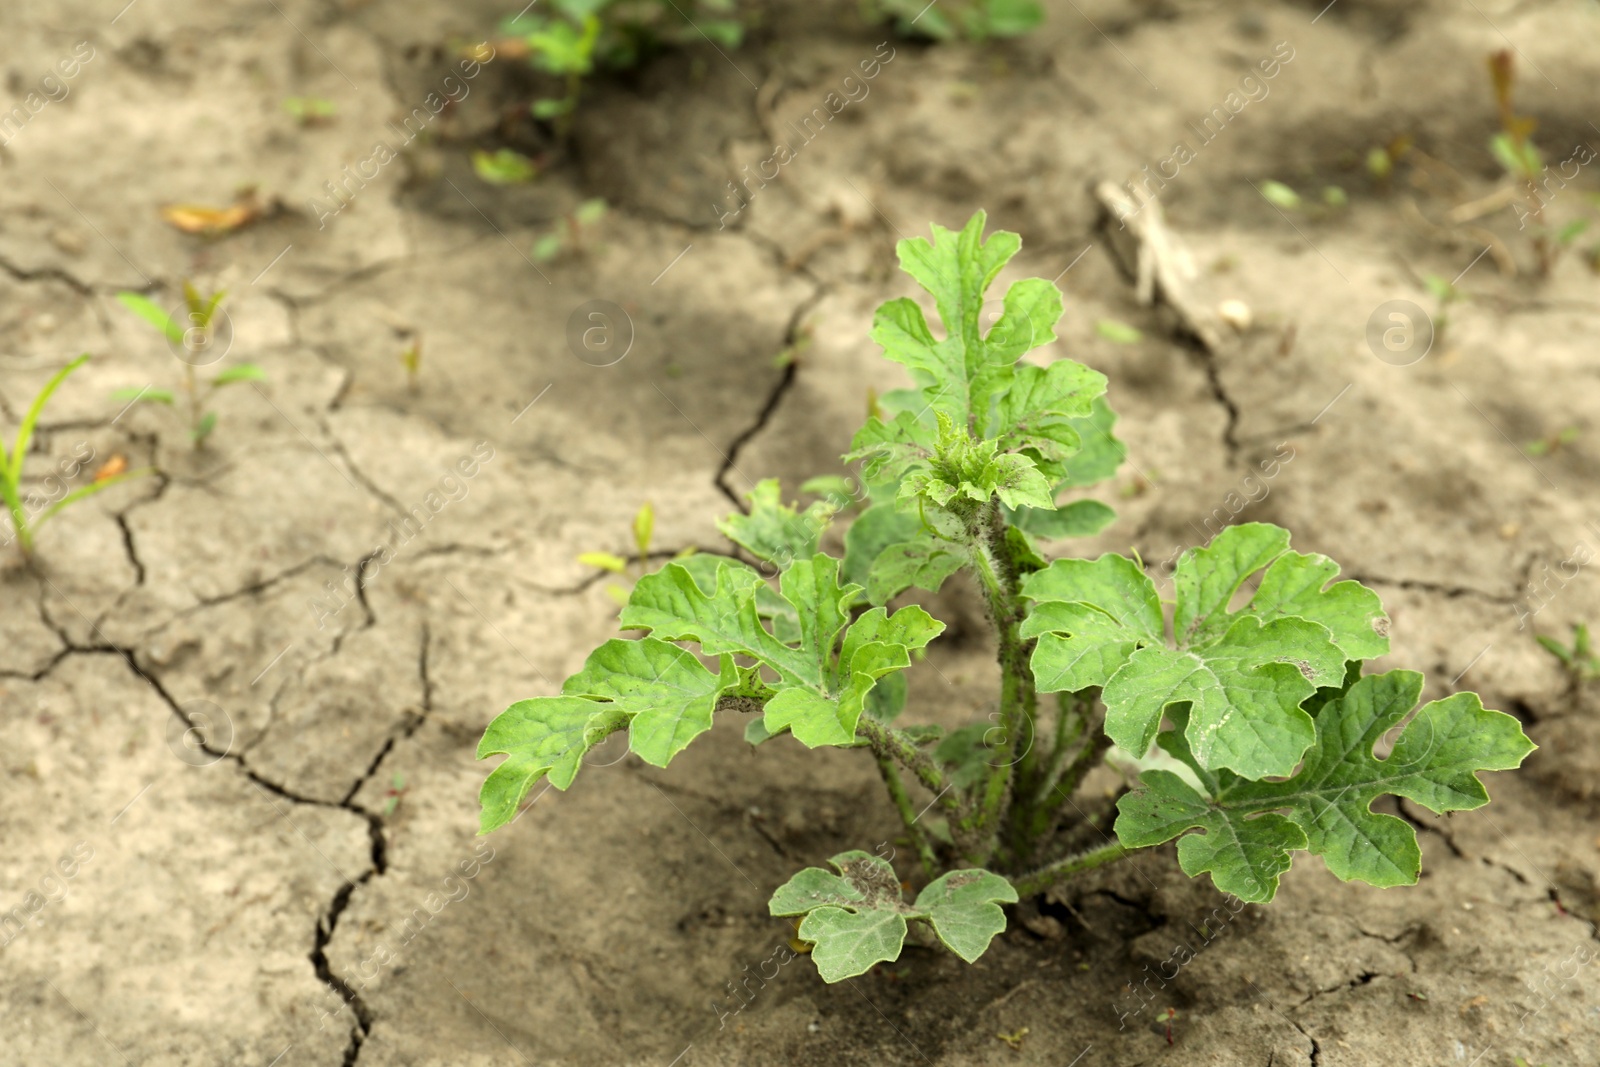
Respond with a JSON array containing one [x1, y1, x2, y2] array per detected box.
[[475, 212, 1534, 983]]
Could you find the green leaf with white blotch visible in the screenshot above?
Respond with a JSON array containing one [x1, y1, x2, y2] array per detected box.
[[1114, 672, 1536, 902], [913, 868, 1019, 962], [866, 536, 966, 606], [1007, 498, 1117, 540], [621, 555, 943, 749], [717, 478, 834, 566], [476, 699, 628, 832], [1101, 616, 1343, 779], [561, 638, 734, 768], [770, 851, 1016, 982], [1024, 523, 1384, 777]]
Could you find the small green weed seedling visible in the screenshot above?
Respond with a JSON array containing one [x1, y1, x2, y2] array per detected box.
[[532, 198, 608, 262], [1258, 179, 1348, 218], [1524, 425, 1578, 458], [400, 336, 422, 394], [864, 0, 1042, 40], [1423, 273, 1464, 348], [578, 501, 702, 605], [1538, 623, 1600, 687], [283, 97, 337, 126], [2, 355, 151, 562], [115, 284, 266, 449], [472, 148, 539, 185], [477, 213, 1534, 983], [501, 1, 750, 135], [1486, 49, 1572, 276]]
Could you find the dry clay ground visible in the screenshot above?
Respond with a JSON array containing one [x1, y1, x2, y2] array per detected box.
[[2, 0, 1600, 1064]]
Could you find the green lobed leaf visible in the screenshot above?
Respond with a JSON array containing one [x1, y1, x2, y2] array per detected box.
[[476, 698, 628, 832], [770, 851, 1016, 981], [1115, 672, 1535, 901], [1008, 498, 1117, 540], [866, 536, 966, 606], [562, 637, 732, 767], [1053, 396, 1125, 490], [912, 869, 1019, 962], [621, 554, 943, 749], [717, 478, 833, 567], [1024, 524, 1390, 776]]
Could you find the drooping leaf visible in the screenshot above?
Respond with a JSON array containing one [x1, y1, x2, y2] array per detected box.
[[477, 698, 628, 832], [212, 363, 267, 387], [865, 536, 966, 606], [1008, 498, 1117, 540], [913, 868, 1019, 962], [117, 292, 185, 346], [562, 638, 733, 767], [1114, 672, 1536, 902]]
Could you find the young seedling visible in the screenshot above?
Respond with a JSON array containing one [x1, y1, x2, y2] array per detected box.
[[476, 212, 1534, 984], [578, 501, 687, 604], [1423, 273, 1464, 348], [1, 355, 151, 563], [1524, 425, 1579, 457], [865, 0, 1043, 40], [472, 148, 539, 186], [282, 97, 337, 126], [1259, 180, 1348, 219], [532, 198, 608, 262], [1538, 623, 1600, 687], [115, 284, 267, 449], [501, 1, 748, 136], [1487, 49, 1563, 275], [400, 336, 422, 394]]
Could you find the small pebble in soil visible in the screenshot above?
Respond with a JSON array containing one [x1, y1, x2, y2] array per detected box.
[[808, 1021, 820, 1034]]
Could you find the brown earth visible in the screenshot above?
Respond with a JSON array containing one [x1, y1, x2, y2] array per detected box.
[[2, 0, 1599, 1064]]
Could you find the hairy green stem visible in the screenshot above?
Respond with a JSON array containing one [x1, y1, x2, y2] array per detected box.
[[965, 500, 1036, 865], [854, 717, 966, 823], [1008, 839, 1132, 898], [873, 754, 938, 878]]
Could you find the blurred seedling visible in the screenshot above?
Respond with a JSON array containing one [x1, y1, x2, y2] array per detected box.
[[1524, 425, 1579, 457], [382, 773, 409, 816], [1258, 179, 1349, 217], [1486, 50, 1563, 275], [1365, 135, 1414, 187], [533, 198, 608, 262], [400, 336, 422, 394], [500, 1, 748, 137], [772, 322, 815, 369], [1156, 1007, 1180, 1046], [115, 284, 267, 449], [864, 0, 1043, 40], [1423, 273, 1464, 348], [1095, 319, 1142, 344], [994, 1026, 1028, 1051], [578, 501, 694, 604], [283, 97, 337, 126], [472, 148, 539, 186], [1538, 623, 1600, 686], [1, 355, 151, 563]]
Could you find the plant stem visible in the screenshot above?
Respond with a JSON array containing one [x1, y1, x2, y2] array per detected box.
[[964, 500, 1035, 864], [855, 718, 962, 818], [1009, 839, 1132, 898], [873, 753, 938, 878]]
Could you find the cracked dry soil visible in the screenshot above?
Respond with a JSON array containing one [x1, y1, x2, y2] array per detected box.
[[3, 0, 1600, 1064]]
